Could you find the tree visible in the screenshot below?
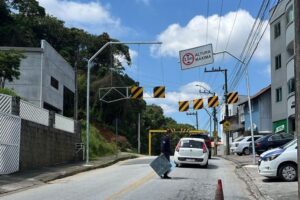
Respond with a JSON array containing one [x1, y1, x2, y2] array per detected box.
[[0, 50, 25, 88]]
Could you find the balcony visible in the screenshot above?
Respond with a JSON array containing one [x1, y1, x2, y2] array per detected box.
[[286, 21, 294, 51], [287, 93, 295, 117], [286, 57, 294, 81]]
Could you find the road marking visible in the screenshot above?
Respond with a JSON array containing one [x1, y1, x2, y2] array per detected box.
[[105, 171, 156, 200]]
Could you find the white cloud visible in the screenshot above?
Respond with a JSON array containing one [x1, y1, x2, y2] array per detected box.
[[145, 81, 215, 115], [151, 9, 270, 62], [37, 0, 125, 35]]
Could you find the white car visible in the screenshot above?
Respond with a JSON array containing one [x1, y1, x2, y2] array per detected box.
[[174, 137, 209, 168], [258, 139, 297, 181], [230, 135, 262, 155]]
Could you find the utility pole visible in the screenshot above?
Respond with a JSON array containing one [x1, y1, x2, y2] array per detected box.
[[197, 86, 218, 155], [186, 111, 199, 130], [115, 118, 118, 158], [204, 108, 212, 138], [138, 113, 141, 154], [293, 0, 300, 196], [74, 48, 79, 120], [205, 67, 230, 155]]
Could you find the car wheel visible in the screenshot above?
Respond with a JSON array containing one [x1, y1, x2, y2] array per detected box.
[[243, 147, 250, 155], [279, 163, 297, 182], [202, 161, 208, 168], [237, 153, 243, 156]]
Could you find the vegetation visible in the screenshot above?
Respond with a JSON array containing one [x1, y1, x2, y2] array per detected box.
[[0, 0, 205, 156], [0, 87, 18, 96]]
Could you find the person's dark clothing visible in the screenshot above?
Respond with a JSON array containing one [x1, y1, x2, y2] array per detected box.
[[160, 135, 171, 178]]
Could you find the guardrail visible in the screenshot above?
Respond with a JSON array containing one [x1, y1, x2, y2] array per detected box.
[[20, 100, 49, 126], [54, 113, 75, 133]]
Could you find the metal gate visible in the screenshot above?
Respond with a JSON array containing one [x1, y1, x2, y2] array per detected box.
[[0, 112, 21, 174]]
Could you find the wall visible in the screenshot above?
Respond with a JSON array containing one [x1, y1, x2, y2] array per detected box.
[[41, 40, 75, 113], [19, 119, 81, 171], [3, 47, 43, 107], [259, 89, 272, 132]]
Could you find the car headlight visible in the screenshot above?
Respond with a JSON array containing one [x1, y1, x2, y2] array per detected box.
[[266, 154, 280, 161]]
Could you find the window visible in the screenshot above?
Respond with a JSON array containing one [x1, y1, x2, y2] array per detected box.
[[281, 133, 293, 139], [51, 76, 59, 90], [276, 87, 282, 102], [269, 134, 282, 141], [286, 6, 294, 24], [275, 54, 281, 70], [288, 78, 295, 93], [274, 22, 281, 38]]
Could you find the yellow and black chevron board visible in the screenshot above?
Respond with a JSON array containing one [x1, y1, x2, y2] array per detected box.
[[131, 86, 143, 99], [193, 98, 204, 110], [227, 92, 239, 104], [153, 86, 165, 98], [207, 96, 219, 108], [178, 101, 189, 112]]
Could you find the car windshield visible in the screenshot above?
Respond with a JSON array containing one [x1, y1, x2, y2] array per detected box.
[[235, 137, 244, 142], [255, 135, 268, 142], [280, 139, 297, 149]]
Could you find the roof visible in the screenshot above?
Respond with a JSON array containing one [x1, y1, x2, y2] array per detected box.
[[238, 85, 271, 106]]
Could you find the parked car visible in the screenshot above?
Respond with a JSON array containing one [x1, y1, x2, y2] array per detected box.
[[189, 134, 212, 159], [174, 137, 209, 168], [250, 133, 294, 155], [230, 135, 262, 155], [258, 139, 297, 181]]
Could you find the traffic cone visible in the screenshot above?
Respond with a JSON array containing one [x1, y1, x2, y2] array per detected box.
[[215, 179, 224, 200]]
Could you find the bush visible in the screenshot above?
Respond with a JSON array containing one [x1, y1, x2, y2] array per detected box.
[[81, 121, 116, 159], [0, 88, 18, 96]]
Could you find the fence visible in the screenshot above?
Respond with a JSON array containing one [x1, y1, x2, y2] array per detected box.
[[0, 112, 21, 174], [55, 113, 75, 133], [0, 94, 12, 114], [20, 100, 49, 126]]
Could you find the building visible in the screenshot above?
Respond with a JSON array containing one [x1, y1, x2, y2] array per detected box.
[[220, 95, 247, 144], [1, 40, 75, 117], [269, 0, 295, 134], [238, 85, 272, 136]]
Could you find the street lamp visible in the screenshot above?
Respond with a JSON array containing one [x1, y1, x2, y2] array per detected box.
[[85, 41, 162, 164]]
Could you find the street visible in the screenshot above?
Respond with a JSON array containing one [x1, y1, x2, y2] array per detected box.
[[0, 157, 253, 200]]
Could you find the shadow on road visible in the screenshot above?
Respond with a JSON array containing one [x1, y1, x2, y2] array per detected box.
[[262, 178, 296, 183], [170, 177, 190, 180], [209, 157, 220, 160], [178, 163, 218, 169]]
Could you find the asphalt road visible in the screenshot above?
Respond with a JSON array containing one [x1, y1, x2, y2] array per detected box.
[[0, 156, 254, 200]]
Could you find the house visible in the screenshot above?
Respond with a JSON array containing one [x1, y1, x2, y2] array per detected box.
[[238, 85, 272, 136], [0, 40, 75, 118]]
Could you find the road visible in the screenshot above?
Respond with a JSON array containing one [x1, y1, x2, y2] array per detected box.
[[0, 156, 254, 200]]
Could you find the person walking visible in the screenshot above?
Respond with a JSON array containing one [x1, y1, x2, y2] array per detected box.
[[160, 129, 172, 179]]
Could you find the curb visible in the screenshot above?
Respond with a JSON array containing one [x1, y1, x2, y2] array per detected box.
[[0, 155, 137, 196], [219, 156, 266, 200]]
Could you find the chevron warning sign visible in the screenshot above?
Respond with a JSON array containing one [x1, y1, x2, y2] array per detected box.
[[179, 101, 189, 112], [207, 96, 219, 108], [193, 99, 204, 110], [153, 86, 165, 98], [227, 92, 239, 104], [131, 86, 143, 99]]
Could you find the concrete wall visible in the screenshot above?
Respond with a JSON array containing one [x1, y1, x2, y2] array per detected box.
[[41, 40, 75, 113], [259, 90, 272, 132], [19, 119, 81, 171], [4, 48, 43, 107]]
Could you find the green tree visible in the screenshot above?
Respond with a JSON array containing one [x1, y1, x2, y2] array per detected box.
[[0, 50, 25, 88]]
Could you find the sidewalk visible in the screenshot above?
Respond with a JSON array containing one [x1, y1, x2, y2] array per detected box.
[[0, 152, 138, 195], [222, 155, 298, 200]]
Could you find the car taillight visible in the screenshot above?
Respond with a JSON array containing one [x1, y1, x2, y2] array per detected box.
[[175, 141, 181, 152], [202, 143, 207, 153], [255, 143, 261, 147]]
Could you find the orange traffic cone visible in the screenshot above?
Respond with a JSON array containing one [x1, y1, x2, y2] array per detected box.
[[215, 179, 224, 200]]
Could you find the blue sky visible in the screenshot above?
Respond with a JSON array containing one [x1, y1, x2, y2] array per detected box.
[[38, 0, 274, 130]]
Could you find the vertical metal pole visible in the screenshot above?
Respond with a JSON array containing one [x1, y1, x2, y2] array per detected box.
[[245, 68, 255, 164], [213, 108, 218, 156], [224, 69, 230, 155], [116, 118, 118, 158], [293, 0, 300, 195], [196, 111, 199, 130], [138, 113, 141, 154], [148, 132, 152, 156], [209, 115, 212, 138], [86, 61, 90, 164]]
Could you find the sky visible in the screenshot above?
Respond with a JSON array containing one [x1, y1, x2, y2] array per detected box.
[[37, 0, 275, 131]]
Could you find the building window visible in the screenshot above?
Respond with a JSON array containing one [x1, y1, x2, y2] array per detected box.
[[286, 6, 294, 24], [51, 76, 59, 90], [275, 54, 281, 70], [288, 78, 295, 93], [276, 87, 282, 102], [274, 22, 281, 38]]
